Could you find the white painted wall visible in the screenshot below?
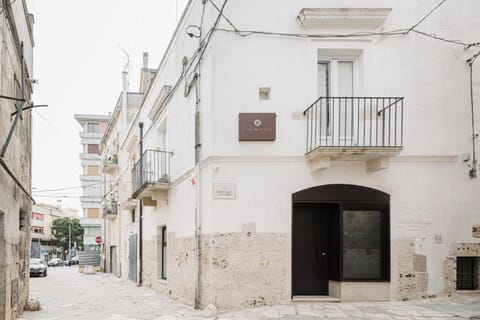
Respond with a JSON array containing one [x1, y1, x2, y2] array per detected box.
[[113, 0, 480, 299]]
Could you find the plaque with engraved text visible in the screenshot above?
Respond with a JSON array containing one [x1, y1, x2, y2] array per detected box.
[[238, 113, 276, 141]]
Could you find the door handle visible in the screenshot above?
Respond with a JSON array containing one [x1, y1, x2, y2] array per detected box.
[[316, 249, 326, 263]]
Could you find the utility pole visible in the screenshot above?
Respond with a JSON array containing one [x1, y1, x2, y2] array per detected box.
[[68, 223, 71, 259]]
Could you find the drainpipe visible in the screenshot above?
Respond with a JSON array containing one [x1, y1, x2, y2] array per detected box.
[[194, 1, 207, 309], [138, 122, 144, 285]]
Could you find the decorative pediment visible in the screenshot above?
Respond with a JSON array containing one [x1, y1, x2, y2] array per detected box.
[[297, 8, 391, 29], [148, 85, 172, 121]]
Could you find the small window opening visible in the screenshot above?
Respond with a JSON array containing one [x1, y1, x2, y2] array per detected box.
[[131, 209, 136, 223], [259, 87, 271, 100], [19, 208, 27, 232], [457, 257, 478, 290], [161, 226, 167, 280]]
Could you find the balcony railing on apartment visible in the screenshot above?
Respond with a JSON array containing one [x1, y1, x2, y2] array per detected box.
[[303, 97, 404, 154], [132, 149, 172, 198]]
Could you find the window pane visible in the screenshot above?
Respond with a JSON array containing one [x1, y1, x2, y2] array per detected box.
[[87, 144, 99, 154], [87, 165, 100, 176], [318, 62, 331, 137], [87, 123, 99, 133], [338, 61, 353, 96], [318, 62, 329, 97], [343, 210, 382, 279]]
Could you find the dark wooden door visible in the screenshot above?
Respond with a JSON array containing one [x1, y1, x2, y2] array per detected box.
[[292, 205, 328, 295]]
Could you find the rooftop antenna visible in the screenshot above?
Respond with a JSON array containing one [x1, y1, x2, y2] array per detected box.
[[118, 44, 131, 73]]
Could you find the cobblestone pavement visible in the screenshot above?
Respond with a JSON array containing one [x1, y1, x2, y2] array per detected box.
[[23, 266, 480, 320]]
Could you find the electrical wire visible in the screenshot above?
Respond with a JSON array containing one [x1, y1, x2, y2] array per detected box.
[[412, 30, 480, 49], [0, 0, 17, 16], [208, 0, 238, 33], [215, 27, 409, 39], [33, 181, 104, 193], [34, 110, 56, 129], [147, 0, 229, 134], [467, 51, 480, 178], [407, 0, 448, 33]]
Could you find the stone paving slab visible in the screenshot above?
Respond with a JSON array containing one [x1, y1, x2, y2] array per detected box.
[[23, 267, 480, 320]]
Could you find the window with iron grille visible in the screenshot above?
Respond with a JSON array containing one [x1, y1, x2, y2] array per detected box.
[[456, 257, 478, 290]]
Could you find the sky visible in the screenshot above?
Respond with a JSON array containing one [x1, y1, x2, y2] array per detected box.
[[28, 1, 181, 214]]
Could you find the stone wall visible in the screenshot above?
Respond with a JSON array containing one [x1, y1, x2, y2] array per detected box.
[[199, 224, 288, 310], [166, 233, 196, 306], [391, 239, 428, 300], [444, 243, 480, 292], [150, 227, 288, 311]]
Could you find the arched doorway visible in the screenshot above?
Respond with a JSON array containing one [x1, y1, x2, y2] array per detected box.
[[292, 184, 390, 297]]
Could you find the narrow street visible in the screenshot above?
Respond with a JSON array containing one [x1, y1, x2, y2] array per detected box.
[[23, 266, 203, 320], [23, 266, 480, 320]]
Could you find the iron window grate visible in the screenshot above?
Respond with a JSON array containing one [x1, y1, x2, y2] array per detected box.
[[457, 257, 476, 290]]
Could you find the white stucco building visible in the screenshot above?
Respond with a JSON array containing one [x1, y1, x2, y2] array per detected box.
[[75, 114, 109, 252], [102, 0, 480, 311]]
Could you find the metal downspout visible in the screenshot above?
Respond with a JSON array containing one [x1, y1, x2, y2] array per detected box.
[[138, 122, 144, 285]]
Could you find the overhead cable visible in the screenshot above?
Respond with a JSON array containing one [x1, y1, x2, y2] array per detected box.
[[407, 0, 448, 33]]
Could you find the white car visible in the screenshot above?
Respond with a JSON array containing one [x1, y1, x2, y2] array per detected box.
[[30, 259, 47, 277]]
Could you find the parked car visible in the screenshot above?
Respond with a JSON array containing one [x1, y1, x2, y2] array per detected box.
[[47, 258, 63, 267], [63, 259, 71, 266], [71, 256, 79, 265], [30, 259, 47, 277]]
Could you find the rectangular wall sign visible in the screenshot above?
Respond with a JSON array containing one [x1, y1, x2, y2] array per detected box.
[[239, 113, 276, 141], [213, 183, 236, 200]]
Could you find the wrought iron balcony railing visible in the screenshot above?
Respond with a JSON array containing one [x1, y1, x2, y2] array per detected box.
[[303, 97, 404, 154], [132, 149, 172, 198]]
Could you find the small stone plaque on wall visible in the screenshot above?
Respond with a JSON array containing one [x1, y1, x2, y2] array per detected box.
[[213, 183, 236, 200], [239, 113, 276, 141]]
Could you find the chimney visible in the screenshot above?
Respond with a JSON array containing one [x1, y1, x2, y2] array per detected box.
[[143, 52, 149, 69]]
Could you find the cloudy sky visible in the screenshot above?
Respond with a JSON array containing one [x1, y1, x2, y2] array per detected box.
[[28, 1, 181, 213]]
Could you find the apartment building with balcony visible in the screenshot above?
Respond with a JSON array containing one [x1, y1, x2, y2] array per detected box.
[[30, 204, 75, 261], [75, 114, 109, 252], [101, 53, 156, 278], [107, 0, 480, 311]]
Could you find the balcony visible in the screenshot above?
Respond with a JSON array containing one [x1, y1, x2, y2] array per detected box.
[[103, 153, 118, 174], [303, 97, 403, 171], [79, 131, 103, 140], [79, 174, 101, 182], [132, 149, 172, 201], [102, 200, 118, 219]]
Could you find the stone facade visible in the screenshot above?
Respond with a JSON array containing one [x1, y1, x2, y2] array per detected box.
[[0, 1, 34, 319], [145, 228, 288, 311], [199, 231, 288, 310], [443, 243, 480, 292], [391, 239, 428, 300]]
